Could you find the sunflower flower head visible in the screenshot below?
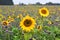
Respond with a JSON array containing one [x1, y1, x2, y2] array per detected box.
[[7, 16, 14, 22], [17, 14, 23, 19], [7, 18, 14, 22], [8, 16, 11, 18], [2, 21, 9, 26], [48, 21, 53, 25], [39, 7, 49, 17], [37, 25, 42, 31], [20, 15, 36, 32]]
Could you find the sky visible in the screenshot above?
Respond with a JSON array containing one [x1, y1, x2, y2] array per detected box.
[[13, 0, 60, 4]]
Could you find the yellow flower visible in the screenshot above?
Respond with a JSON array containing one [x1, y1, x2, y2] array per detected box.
[[12, 14, 16, 18], [39, 7, 49, 17], [8, 16, 11, 18], [48, 21, 53, 25], [20, 15, 36, 32], [7, 16, 14, 22], [7, 18, 14, 22], [17, 14, 23, 19], [2, 21, 9, 26], [37, 25, 42, 31]]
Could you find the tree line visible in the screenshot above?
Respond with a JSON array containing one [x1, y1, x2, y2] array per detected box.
[[19, 2, 60, 5], [0, 0, 60, 5]]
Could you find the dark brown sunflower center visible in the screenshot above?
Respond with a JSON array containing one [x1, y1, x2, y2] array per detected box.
[[41, 9, 47, 14], [37, 26, 40, 29], [23, 19, 32, 27], [3, 22, 7, 25]]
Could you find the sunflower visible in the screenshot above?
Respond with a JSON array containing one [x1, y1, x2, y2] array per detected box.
[[37, 25, 42, 31], [39, 7, 49, 17], [17, 14, 23, 19], [20, 15, 36, 32], [8, 16, 11, 18], [48, 21, 53, 25], [7, 16, 14, 22], [2, 21, 9, 26], [7, 18, 14, 22]]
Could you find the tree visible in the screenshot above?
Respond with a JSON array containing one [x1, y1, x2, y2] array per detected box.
[[36, 2, 42, 5], [46, 2, 53, 5], [0, 0, 13, 5], [19, 3, 26, 6], [46, 2, 60, 5]]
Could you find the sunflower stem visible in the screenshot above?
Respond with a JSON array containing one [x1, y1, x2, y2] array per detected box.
[[24, 33, 32, 40]]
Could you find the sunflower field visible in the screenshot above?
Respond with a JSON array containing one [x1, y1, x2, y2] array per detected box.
[[0, 5, 60, 40]]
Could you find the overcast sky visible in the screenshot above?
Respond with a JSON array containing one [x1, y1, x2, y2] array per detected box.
[[13, 0, 60, 4]]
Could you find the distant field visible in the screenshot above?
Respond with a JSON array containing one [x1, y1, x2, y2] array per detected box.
[[0, 5, 60, 25]]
